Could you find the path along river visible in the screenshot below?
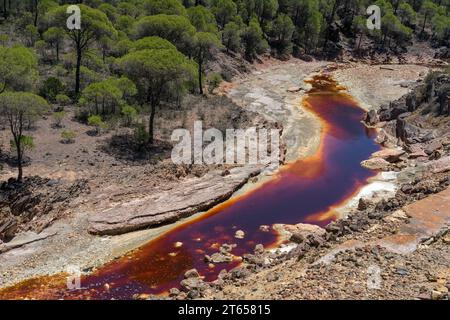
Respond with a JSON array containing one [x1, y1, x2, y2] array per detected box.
[[0, 74, 381, 299]]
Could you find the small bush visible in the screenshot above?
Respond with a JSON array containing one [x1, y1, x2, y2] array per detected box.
[[10, 135, 35, 155], [121, 105, 137, 126], [56, 94, 71, 106], [39, 77, 64, 102], [133, 123, 149, 150], [88, 115, 105, 135], [52, 111, 66, 128], [207, 73, 223, 94], [61, 130, 76, 144]]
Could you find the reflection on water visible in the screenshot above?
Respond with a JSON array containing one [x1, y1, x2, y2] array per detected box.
[[0, 74, 380, 300]]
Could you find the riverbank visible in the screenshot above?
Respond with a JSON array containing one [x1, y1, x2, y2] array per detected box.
[[201, 66, 450, 301]]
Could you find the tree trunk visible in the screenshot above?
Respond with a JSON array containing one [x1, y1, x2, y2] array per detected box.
[[421, 15, 428, 35], [149, 102, 156, 144], [75, 47, 82, 96], [56, 42, 59, 62], [33, 0, 38, 26], [14, 135, 22, 182], [198, 60, 203, 95], [2, 0, 7, 19], [357, 33, 363, 52]]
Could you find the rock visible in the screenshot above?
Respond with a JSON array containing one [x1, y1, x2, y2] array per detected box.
[[187, 289, 200, 299], [431, 290, 445, 300], [207, 252, 233, 264], [287, 86, 302, 93], [0, 217, 18, 242], [408, 145, 428, 159], [370, 149, 405, 163], [365, 110, 379, 126], [357, 198, 370, 211], [254, 244, 264, 254], [289, 233, 306, 244], [234, 230, 245, 239], [174, 242, 183, 248], [180, 277, 207, 292], [274, 223, 326, 243], [134, 293, 151, 300], [229, 267, 251, 279], [442, 235, 450, 244], [417, 293, 431, 300], [406, 92, 417, 111], [168, 288, 180, 297], [184, 269, 200, 279], [259, 225, 270, 232], [243, 254, 265, 266], [88, 166, 262, 235], [266, 272, 279, 282], [361, 158, 390, 171], [220, 243, 236, 253], [424, 140, 442, 155], [306, 234, 325, 247], [378, 101, 408, 122], [395, 267, 409, 276], [425, 156, 450, 174]]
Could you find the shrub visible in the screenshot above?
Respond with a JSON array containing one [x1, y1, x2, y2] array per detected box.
[[10, 135, 35, 155], [207, 73, 223, 94], [61, 130, 76, 144], [39, 77, 64, 102], [121, 105, 137, 126], [52, 111, 66, 128], [88, 115, 105, 135], [133, 123, 149, 150], [56, 94, 71, 106]]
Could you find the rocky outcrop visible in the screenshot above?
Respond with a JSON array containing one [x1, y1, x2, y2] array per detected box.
[[364, 71, 450, 155], [88, 166, 262, 235], [0, 177, 89, 242]]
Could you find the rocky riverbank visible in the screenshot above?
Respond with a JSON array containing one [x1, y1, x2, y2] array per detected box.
[[167, 68, 450, 301]]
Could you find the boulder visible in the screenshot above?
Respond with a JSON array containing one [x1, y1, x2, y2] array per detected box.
[[180, 277, 207, 293], [425, 156, 450, 174], [370, 148, 405, 163], [184, 269, 200, 279], [0, 217, 18, 242], [234, 230, 245, 239], [365, 110, 379, 126], [378, 101, 408, 122], [274, 223, 325, 243], [361, 157, 390, 171], [206, 252, 233, 264], [406, 93, 417, 112], [424, 140, 443, 155]]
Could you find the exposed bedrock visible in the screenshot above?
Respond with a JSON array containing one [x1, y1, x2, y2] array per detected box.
[[365, 72, 450, 158], [88, 166, 262, 235]]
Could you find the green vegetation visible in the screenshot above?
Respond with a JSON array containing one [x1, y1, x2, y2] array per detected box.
[[52, 110, 66, 127], [61, 130, 76, 144], [0, 92, 49, 181], [87, 115, 105, 135]]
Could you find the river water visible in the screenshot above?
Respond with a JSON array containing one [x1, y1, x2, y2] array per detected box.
[[0, 74, 380, 300]]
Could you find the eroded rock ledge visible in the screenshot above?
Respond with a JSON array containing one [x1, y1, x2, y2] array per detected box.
[[88, 166, 262, 235]]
